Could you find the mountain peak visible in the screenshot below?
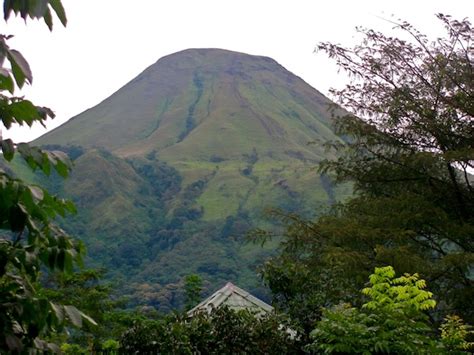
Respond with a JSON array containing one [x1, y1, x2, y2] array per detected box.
[[36, 48, 338, 161], [157, 48, 280, 67]]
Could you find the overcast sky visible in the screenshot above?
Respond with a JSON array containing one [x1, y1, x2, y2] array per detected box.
[[3, 0, 472, 142]]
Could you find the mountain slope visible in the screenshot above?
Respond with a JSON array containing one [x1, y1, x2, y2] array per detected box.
[[31, 48, 350, 308], [36, 48, 341, 161]]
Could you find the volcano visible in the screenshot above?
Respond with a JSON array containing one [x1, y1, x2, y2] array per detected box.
[[32, 49, 349, 309]]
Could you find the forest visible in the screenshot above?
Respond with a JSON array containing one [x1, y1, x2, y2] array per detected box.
[[0, 0, 473, 353]]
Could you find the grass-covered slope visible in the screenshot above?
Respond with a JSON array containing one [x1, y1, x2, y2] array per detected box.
[[36, 48, 341, 160], [28, 48, 350, 308]]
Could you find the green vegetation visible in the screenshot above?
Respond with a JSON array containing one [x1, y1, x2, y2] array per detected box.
[[13, 47, 352, 306], [120, 306, 299, 354], [307, 267, 472, 354], [0, 1, 94, 353], [36, 266, 474, 353], [257, 12, 473, 351], [1, 2, 472, 352], [184, 274, 203, 310], [314, 13, 473, 321]]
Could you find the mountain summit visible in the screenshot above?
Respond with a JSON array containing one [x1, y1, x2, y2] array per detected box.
[[33, 49, 348, 308], [37, 48, 340, 161]]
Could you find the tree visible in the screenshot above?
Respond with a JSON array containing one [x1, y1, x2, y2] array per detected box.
[[252, 211, 359, 340], [315, 13, 473, 321], [120, 307, 300, 354], [184, 274, 203, 311], [439, 315, 474, 353], [0, 1, 94, 353], [306, 266, 472, 354], [43, 269, 128, 352], [262, 14, 473, 328]]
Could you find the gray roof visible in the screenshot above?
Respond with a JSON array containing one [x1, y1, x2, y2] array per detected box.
[[187, 282, 273, 316]]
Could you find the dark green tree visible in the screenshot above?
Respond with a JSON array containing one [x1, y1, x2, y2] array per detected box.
[[184, 274, 203, 311], [316, 13, 473, 321], [43, 269, 129, 352], [0, 1, 94, 353], [120, 307, 300, 354], [261, 13, 473, 331], [253, 211, 358, 339]]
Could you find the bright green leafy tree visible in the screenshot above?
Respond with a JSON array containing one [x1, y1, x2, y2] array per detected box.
[[306, 266, 471, 354], [440, 315, 474, 353], [0, 1, 94, 353]]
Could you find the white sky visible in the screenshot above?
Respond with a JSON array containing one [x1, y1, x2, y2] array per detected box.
[[2, 0, 472, 142]]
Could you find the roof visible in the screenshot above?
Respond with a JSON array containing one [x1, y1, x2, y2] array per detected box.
[[187, 282, 273, 316]]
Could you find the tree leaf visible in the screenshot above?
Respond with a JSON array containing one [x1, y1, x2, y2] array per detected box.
[[49, 302, 64, 323], [0, 68, 14, 93], [50, 151, 70, 178], [63, 250, 74, 274], [47, 247, 57, 269], [32, 0, 49, 18], [49, 0, 67, 27], [64, 305, 82, 327], [10, 100, 39, 126], [78, 309, 97, 326], [43, 7, 53, 31], [28, 185, 44, 201], [56, 249, 65, 270], [7, 49, 32, 87], [1, 138, 15, 161], [3, 0, 14, 21], [9, 204, 27, 232]]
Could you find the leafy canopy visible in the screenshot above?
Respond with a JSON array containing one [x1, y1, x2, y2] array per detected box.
[[307, 267, 472, 354], [0, 1, 94, 353], [315, 13, 473, 321]]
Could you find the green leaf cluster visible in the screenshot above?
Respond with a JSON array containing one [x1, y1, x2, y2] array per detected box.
[[42, 269, 132, 353], [314, 14, 474, 322], [120, 306, 300, 354], [3, 0, 67, 30], [307, 267, 471, 354], [362, 266, 436, 313], [440, 315, 474, 353], [0, 1, 93, 353], [260, 16, 473, 351]]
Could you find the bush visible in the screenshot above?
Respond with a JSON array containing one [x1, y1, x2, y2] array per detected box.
[[120, 307, 300, 354]]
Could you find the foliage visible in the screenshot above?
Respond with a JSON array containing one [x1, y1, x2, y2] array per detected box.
[[184, 274, 203, 310], [0, 1, 94, 353], [41, 269, 130, 352], [307, 267, 440, 354], [262, 14, 474, 331], [440, 315, 474, 353], [361, 266, 436, 313], [120, 306, 300, 354], [315, 13, 474, 321], [101, 339, 120, 353], [60, 343, 88, 355], [255, 211, 359, 339]]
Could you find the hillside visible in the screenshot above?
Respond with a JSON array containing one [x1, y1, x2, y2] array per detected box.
[[29, 49, 350, 309]]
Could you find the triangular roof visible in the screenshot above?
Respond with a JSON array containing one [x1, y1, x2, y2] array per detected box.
[[187, 282, 273, 316]]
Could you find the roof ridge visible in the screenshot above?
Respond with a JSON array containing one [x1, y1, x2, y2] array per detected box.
[[187, 282, 273, 316]]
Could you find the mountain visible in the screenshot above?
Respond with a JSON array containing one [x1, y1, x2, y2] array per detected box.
[[30, 49, 349, 309], [37, 48, 338, 160]]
